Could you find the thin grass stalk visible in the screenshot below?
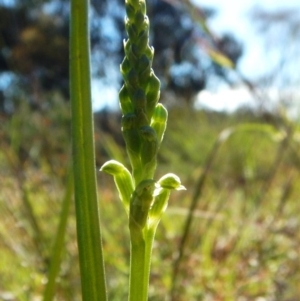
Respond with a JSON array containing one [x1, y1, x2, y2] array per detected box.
[[22, 183, 48, 264], [267, 174, 293, 228], [170, 131, 227, 300], [2, 144, 48, 266], [252, 126, 292, 206], [227, 133, 294, 258], [70, 0, 107, 299], [217, 127, 292, 263], [43, 169, 73, 301]]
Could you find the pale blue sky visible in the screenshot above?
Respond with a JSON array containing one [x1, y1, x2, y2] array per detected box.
[[193, 0, 300, 78], [191, 0, 300, 113], [1, 0, 299, 113], [92, 0, 300, 112]]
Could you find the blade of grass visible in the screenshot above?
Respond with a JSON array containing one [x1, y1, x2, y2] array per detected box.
[[70, 0, 107, 299], [43, 168, 73, 301], [170, 128, 232, 300], [22, 183, 48, 265]]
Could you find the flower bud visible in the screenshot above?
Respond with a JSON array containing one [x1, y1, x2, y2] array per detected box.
[[134, 11, 145, 29], [128, 0, 139, 9], [124, 39, 138, 66], [137, 54, 151, 74], [138, 55, 151, 87], [120, 55, 131, 77], [126, 23, 138, 41], [131, 43, 140, 57], [150, 103, 168, 145], [125, 3, 136, 20], [100, 160, 134, 213], [149, 189, 170, 227], [136, 28, 148, 51], [138, 1, 146, 15], [119, 85, 133, 114], [122, 113, 141, 155], [146, 72, 160, 118], [140, 126, 158, 165], [132, 89, 146, 111], [123, 38, 131, 56], [121, 112, 136, 130], [126, 69, 139, 89], [139, 126, 158, 179], [145, 45, 154, 59], [130, 179, 157, 229], [140, 15, 149, 31], [157, 173, 186, 191], [135, 108, 149, 128]]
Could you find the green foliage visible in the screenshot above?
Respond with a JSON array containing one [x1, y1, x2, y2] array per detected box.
[[1, 102, 300, 300], [1, 1, 300, 300]]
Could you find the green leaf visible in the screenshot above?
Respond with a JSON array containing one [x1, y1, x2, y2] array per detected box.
[[70, 0, 107, 298]]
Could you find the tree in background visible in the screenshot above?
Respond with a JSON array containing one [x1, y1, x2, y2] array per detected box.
[[0, 0, 242, 112]]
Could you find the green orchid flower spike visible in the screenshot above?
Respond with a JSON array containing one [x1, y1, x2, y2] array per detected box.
[[100, 0, 185, 300]]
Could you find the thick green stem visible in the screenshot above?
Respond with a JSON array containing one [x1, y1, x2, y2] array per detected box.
[[129, 235, 147, 301], [143, 228, 156, 301], [70, 0, 107, 299], [128, 185, 175, 301], [129, 226, 156, 301]]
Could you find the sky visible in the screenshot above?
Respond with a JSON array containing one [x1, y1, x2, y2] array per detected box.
[[1, 0, 299, 114], [191, 0, 300, 113], [194, 0, 300, 76], [91, 0, 300, 113]]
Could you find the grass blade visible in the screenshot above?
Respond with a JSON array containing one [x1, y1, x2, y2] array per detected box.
[[70, 0, 107, 299]]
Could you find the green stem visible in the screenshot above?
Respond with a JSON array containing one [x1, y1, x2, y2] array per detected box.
[[128, 226, 157, 301], [70, 0, 107, 299], [143, 228, 156, 301], [129, 236, 146, 301]]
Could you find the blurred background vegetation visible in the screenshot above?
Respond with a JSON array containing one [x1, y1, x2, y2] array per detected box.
[[1, 0, 300, 300]]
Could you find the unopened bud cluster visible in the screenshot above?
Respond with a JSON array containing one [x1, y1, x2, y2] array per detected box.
[[101, 0, 184, 232], [119, 0, 167, 185]]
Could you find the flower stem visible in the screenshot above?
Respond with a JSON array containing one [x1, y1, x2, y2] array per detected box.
[[128, 226, 156, 301], [143, 228, 156, 300], [129, 233, 147, 301]]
